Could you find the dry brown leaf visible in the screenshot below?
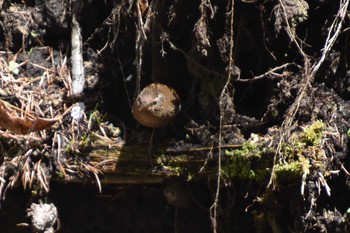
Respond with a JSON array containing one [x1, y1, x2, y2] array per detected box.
[[0, 100, 59, 134]]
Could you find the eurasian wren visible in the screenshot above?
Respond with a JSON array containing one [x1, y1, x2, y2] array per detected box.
[[132, 83, 181, 128]]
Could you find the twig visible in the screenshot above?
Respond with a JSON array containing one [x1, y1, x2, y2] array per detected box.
[[312, 0, 349, 74], [268, 0, 313, 188], [80, 163, 102, 193], [210, 0, 235, 232], [70, 8, 85, 96], [166, 39, 226, 80], [37, 160, 49, 193], [268, 0, 350, 189], [236, 63, 300, 83]]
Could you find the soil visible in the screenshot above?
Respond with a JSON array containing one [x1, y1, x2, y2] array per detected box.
[[1, 0, 350, 233]]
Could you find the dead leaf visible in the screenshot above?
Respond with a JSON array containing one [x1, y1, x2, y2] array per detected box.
[[0, 100, 59, 134]]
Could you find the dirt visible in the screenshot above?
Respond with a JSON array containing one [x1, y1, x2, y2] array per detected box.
[[1, 0, 350, 233]]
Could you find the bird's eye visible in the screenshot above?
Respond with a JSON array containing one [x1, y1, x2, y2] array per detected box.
[[151, 100, 158, 106]]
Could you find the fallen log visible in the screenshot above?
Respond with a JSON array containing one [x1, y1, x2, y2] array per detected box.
[[77, 138, 243, 184]]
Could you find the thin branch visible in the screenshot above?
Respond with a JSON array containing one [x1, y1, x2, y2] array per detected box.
[[210, 0, 235, 232], [236, 63, 300, 83], [312, 0, 349, 74]]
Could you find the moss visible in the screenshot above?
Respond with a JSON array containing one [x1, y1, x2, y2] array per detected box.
[[79, 134, 91, 147], [156, 154, 188, 177], [274, 121, 324, 187], [222, 121, 325, 188], [274, 160, 305, 186], [223, 142, 271, 182], [347, 128, 350, 139], [167, 166, 184, 176], [298, 120, 325, 146]]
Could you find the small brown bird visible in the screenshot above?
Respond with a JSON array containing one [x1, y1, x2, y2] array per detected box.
[[132, 83, 181, 128]]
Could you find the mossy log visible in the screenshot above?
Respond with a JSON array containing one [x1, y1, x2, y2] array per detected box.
[[79, 139, 243, 185]]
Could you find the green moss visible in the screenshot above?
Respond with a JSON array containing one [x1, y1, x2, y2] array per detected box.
[[168, 166, 184, 176], [223, 142, 271, 182], [280, 121, 325, 162], [79, 134, 91, 147], [274, 121, 324, 187], [298, 120, 325, 146], [222, 121, 325, 187], [157, 154, 188, 177], [274, 160, 307, 186]]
